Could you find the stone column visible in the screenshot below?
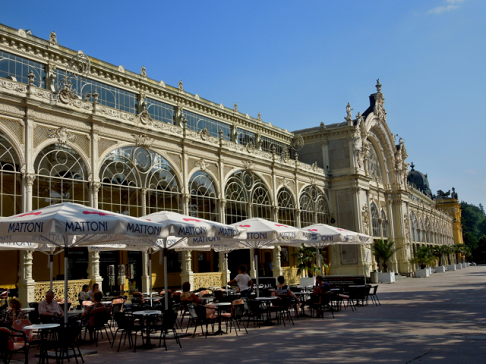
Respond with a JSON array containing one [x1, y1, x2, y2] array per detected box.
[[18, 250, 35, 306], [180, 251, 194, 288], [272, 246, 283, 277], [218, 251, 230, 287], [87, 251, 103, 287], [141, 188, 147, 216]]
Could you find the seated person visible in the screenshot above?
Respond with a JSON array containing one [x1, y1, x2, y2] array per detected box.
[[2, 297, 24, 327], [38, 290, 63, 322], [227, 265, 254, 298], [275, 276, 300, 305], [79, 284, 90, 305], [81, 291, 108, 340], [306, 275, 331, 315], [88, 283, 102, 301], [180, 282, 202, 304]]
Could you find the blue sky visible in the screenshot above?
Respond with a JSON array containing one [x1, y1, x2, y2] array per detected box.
[[2, 0, 485, 206]]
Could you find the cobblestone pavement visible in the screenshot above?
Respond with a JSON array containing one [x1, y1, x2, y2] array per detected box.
[[23, 266, 486, 363]]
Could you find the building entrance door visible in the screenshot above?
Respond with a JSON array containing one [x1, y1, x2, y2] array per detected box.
[[228, 249, 251, 280]]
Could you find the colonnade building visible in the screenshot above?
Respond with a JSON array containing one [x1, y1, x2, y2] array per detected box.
[[0, 24, 457, 305]]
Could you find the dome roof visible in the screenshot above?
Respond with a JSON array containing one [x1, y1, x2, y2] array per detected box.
[[407, 163, 432, 198]]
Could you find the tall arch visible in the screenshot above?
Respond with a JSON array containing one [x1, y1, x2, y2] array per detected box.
[[276, 187, 295, 226], [99, 146, 181, 217], [33, 143, 89, 209], [0, 131, 22, 216], [410, 212, 419, 242], [299, 185, 330, 227], [370, 202, 380, 237], [381, 209, 388, 238], [224, 170, 271, 224], [188, 170, 218, 221]]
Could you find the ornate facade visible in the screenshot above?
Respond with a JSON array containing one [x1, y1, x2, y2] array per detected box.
[[0, 24, 456, 305]]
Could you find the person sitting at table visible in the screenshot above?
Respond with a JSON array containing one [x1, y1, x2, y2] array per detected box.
[[275, 276, 300, 306], [88, 283, 102, 300], [227, 264, 254, 298], [38, 290, 64, 323], [180, 282, 202, 304], [81, 291, 108, 341], [2, 297, 24, 327], [306, 275, 331, 316], [78, 284, 90, 305]]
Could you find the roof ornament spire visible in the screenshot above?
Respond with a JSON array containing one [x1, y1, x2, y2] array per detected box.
[[345, 103, 353, 126], [376, 78, 382, 93], [178, 80, 184, 91], [410, 162, 415, 171]]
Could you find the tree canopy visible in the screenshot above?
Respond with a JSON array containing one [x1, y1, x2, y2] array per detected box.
[[461, 201, 486, 263]]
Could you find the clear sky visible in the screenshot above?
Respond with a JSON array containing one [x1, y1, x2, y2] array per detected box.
[[2, 0, 485, 206]]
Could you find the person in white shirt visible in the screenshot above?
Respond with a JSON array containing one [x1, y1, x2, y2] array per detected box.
[[228, 265, 254, 298], [38, 290, 63, 322]]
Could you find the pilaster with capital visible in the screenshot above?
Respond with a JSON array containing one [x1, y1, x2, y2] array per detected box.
[[22, 173, 35, 212], [18, 250, 35, 306], [218, 252, 230, 287], [141, 188, 147, 216], [272, 246, 283, 277], [180, 251, 194, 288], [90, 181, 101, 208], [88, 251, 103, 287], [141, 252, 150, 293], [249, 249, 257, 278]]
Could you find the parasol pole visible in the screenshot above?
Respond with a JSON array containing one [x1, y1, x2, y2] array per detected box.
[[164, 242, 169, 311], [148, 252, 153, 307], [63, 243, 69, 324]]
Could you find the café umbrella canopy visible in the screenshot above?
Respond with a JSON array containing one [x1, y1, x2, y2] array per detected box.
[[0, 202, 171, 323], [227, 218, 306, 297], [299, 223, 373, 274], [103, 211, 246, 309]]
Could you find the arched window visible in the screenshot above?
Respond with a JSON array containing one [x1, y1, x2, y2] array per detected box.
[[425, 218, 431, 243], [188, 171, 218, 221], [419, 218, 424, 242], [277, 188, 295, 226], [0, 132, 22, 216], [224, 170, 271, 224], [381, 209, 388, 238], [410, 212, 419, 242], [99, 146, 180, 217], [299, 186, 330, 227], [370, 203, 380, 237], [367, 143, 383, 183], [34, 143, 89, 209]]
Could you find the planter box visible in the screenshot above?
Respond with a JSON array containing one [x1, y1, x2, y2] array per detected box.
[[415, 268, 430, 278], [299, 277, 316, 287], [378, 271, 395, 283], [435, 266, 446, 273], [447, 264, 456, 271], [427, 268, 432, 275], [457, 264, 463, 269]]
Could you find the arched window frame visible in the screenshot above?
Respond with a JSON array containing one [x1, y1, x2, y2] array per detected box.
[[370, 203, 380, 237], [0, 131, 22, 216], [188, 170, 218, 222], [381, 209, 388, 238], [99, 146, 181, 217], [33, 143, 89, 209], [299, 185, 330, 227], [224, 170, 271, 224], [276, 188, 295, 226]]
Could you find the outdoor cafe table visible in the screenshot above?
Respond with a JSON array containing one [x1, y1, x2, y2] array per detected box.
[[293, 292, 311, 317], [20, 307, 34, 319], [132, 310, 161, 349], [206, 302, 231, 335], [24, 323, 60, 364], [254, 297, 279, 325]]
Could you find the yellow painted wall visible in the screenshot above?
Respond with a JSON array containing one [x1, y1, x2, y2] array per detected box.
[[0, 250, 19, 288]]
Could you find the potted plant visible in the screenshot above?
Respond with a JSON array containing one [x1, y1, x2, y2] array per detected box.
[[445, 245, 456, 271], [432, 245, 448, 273], [452, 244, 465, 269], [371, 240, 400, 283], [292, 244, 328, 286], [410, 245, 435, 278]]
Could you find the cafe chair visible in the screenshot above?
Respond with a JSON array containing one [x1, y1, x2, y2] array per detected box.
[[155, 310, 182, 350], [368, 285, 381, 306], [0, 327, 29, 364], [246, 300, 264, 329], [50, 323, 84, 364], [220, 299, 248, 336], [112, 312, 140, 352]]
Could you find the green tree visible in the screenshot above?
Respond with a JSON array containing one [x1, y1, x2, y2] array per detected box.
[[291, 244, 328, 277], [371, 240, 400, 273], [432, 245, 449, 266]]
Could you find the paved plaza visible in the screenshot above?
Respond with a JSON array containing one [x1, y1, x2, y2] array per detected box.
[[26, 266, 486, 364]]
